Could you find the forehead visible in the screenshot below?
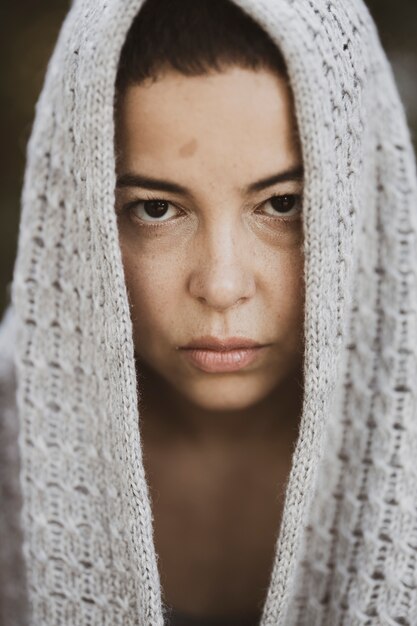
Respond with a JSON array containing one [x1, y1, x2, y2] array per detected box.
[[115, 66, 301, 180]]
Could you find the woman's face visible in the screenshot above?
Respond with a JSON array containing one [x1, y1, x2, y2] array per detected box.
[[115, 66, 305, 412]]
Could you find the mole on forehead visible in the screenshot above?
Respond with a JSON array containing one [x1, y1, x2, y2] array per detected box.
[[179, 138, 198, 158]]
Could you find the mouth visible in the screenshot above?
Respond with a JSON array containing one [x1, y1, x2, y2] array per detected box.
[[178, 336, 269, 373]]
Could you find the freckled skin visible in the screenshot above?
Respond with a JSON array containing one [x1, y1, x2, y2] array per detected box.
[[114, 66, 305, 615], [115, 66, 304, 422]]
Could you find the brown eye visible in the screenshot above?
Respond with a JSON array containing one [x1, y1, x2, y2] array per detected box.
[[129, 199, 179, 223], [261, 194, 302, 218], [141, 200, 169, 218]]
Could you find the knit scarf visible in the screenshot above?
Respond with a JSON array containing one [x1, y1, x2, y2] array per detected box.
[[1, 0, 416, 624]]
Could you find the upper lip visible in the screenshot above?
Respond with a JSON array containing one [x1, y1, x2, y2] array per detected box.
[[180, 336, 265, 351]]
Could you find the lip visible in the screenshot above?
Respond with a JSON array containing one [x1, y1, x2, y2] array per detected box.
[[178, 336, 269, 373], [180, 336, 264, 351]]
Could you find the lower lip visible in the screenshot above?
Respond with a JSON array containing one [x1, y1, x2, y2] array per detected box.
[[180, 347, 266, 373]]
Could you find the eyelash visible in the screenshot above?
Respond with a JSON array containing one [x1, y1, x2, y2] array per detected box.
[[121, 192, 303, 227]]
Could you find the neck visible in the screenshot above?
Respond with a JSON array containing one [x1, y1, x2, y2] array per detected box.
[[136, 356, 304, 450]]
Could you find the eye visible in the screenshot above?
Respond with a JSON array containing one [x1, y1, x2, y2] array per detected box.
[[129, 198, 180, 223], [259, 194, 302, 219]]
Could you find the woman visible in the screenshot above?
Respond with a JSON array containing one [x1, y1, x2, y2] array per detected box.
[[1, 0, 416, 624], [115, 2, 304, 624]]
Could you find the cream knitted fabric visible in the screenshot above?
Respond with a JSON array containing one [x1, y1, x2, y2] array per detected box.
[[1, 0, 417, 624]]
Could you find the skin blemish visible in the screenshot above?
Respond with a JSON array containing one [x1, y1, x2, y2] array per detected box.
[[179, 138, 198, 158]]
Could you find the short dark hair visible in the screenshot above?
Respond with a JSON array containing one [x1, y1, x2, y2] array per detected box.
[[115, 0, 288, 93]]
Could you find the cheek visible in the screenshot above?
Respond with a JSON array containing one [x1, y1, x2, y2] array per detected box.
[[267, 246, 305, 341], [282, 250, 305, 313], [121, 244, 182, 342]]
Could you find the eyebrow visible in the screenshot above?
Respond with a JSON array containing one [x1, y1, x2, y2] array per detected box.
[[246, 165, 304, 192], [116, 165, 304, 195]]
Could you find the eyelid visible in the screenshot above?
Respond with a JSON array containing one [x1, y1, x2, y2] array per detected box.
[[119, 190, 303, 226], [121, 196, 184, 226], [256, 192, 303, 220]]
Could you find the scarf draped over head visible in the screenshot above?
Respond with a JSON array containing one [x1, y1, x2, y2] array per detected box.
[[0, 0, 416, 624]]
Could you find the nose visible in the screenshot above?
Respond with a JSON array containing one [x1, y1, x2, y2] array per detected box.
[[188, 220, 256, 311]]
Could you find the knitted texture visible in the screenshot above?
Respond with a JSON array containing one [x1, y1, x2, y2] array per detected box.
[[0, 304, 29, 626], [1, 0, 417, 624]]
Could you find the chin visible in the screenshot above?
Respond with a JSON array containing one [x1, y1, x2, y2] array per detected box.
[[172, 375, 277, 412]]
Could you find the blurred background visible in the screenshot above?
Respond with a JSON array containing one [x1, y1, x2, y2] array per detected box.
[[0, 0, 416, 317]]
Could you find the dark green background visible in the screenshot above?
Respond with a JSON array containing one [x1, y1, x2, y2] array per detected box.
[[1, 1, 416, 316]]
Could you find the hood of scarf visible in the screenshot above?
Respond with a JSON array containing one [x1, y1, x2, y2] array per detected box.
[[2, 0, 417, 624]]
